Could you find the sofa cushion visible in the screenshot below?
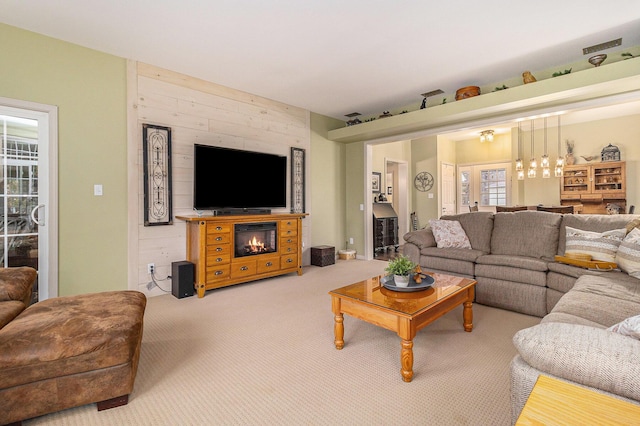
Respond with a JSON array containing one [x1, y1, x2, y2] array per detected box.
[[513, 322, 640, 402], [616, 227, 640, 279], [564, 226, 626, 262], [428, 219, 471, 249], [545, 274, 640, 328], [608, 314, 640, 340], [420, 247, 484, 262], [475, 277, 547, 317], [0, 301, 25, 330], [441, 212, 494, 253], [491, 211, 561, 261], [558, 214, 639, 255], [0, 267, 37, 306], [0, 291, 146, 389], [475, 262, 547, 287], [418, 255, 475, 277]]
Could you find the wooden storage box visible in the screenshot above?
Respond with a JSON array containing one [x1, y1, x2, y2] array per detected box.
[[311, 245, 335, 267]]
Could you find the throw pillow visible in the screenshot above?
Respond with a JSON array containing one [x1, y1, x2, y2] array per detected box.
[[626, 217, 640, 234], [428, 219, 472, 249], [615, 227, 640, 279], [608, 314, 640, 340], [564, 226, 626, 263]]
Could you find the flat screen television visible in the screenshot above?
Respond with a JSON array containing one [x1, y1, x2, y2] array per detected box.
[[193, 144, 287, 210]]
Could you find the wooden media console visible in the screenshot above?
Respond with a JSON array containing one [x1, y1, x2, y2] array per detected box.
[[177, 213, 305, 298]]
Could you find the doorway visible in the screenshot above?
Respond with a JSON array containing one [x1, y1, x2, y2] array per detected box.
[[457, 162, 512, 213], [0, 98, 58, 301]]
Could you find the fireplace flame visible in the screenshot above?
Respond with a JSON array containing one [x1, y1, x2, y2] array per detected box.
[[248, 236, 265, 253]]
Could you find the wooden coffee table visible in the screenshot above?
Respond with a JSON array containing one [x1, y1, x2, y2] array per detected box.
[[329, 273, 476, 382]]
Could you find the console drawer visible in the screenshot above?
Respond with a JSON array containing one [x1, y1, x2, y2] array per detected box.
[[280, 254, 297, 269], [231, 259, 257, 278], [257, 256, 280, 274], [207, 233, 231, 245], [206, 265, 231, 282]]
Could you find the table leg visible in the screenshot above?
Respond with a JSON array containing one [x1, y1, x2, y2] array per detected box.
[[463, 286, 474, 332], [401, 339, 414, 382], [334, 313, 344, 350]]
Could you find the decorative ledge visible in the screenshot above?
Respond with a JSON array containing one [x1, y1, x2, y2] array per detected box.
[[328, 58, 640, 143]]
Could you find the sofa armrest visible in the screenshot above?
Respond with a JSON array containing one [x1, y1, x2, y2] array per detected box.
[[0, 267, 37, 307], [403, 227, 436, 248], [513, 322, 640, 402]]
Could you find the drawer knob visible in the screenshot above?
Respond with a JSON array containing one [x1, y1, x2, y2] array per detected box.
[[216, 247, 223, 252], [216, 226, 223, 231], [287, 248, 292, 252], [287, 239, 293, 243], [216, 236, 223, 241], [286, 258, 293, 263], [216, 258, 223, 262], [266, 262, 273, 267], [240, 266, 249, 271], [215, 270, 223, 276]]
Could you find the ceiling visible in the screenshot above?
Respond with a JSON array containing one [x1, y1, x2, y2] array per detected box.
[[2, 1, 640, 121]]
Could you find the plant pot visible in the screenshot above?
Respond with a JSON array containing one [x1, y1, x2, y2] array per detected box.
[[394, 274, 410, 287]]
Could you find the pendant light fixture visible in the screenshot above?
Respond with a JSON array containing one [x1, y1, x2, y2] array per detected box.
[[554, 115, 564, 177], [516, 121, 524, 180], [527, 120, 537, 178], [541, 117, 551, 178]]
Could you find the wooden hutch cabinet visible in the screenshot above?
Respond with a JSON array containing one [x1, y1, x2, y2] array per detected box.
[[177, 213, 305, 298], [560, 161, 626, 214]]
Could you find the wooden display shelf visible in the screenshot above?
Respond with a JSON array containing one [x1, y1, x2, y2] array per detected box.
[[560, 161, 626, 214], [177, 213, 305, 298]]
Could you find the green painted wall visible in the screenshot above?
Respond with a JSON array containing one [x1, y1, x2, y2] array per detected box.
[[0, 24, 128, 296], [410, 136, 438, 228], [345, 142, 365, 256], [310, 113, 346, 250]]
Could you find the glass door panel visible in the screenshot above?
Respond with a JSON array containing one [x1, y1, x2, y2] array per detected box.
[[1, 115, 40, 299]]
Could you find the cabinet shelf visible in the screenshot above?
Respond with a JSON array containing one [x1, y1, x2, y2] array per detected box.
[[560, 161, 625, 214]]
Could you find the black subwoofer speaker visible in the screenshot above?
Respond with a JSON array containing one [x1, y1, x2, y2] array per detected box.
[[171, 261, 194, 299]]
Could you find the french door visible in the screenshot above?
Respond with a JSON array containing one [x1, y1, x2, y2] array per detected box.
[[0, 98, 58, 301], [458, 162, 512, 213]]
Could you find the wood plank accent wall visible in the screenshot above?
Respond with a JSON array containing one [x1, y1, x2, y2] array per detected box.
[[128, 61, 311, 295]]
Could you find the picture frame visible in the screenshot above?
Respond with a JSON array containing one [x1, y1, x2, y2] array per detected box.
[[143, 124, 172, 226], [291, 147, 306, 214], [372, 172, 381, 194], [387, 186, 393, 195]]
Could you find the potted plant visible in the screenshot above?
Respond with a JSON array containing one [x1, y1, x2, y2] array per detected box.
[[385, 255, 416, 287]]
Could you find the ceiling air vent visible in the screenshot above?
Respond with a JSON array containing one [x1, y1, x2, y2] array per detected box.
[[583, 38, 622, 55], [345, 112, 361, 117], [421, 89, 444, 98]]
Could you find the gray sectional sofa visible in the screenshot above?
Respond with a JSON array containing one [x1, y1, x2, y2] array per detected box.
[[402, 210, 640, 422]]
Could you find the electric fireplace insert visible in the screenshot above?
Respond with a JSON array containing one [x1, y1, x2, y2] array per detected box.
[[234, 222, 277, 257]]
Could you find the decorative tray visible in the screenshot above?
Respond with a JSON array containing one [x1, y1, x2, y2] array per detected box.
[[381, 274, 435, 292], [554, 255, 617, 271]]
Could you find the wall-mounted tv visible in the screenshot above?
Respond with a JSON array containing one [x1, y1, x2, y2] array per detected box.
[[193, 144, 287, 210]]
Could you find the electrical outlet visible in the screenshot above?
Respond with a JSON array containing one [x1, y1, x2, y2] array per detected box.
[[349, 237, 354, 245], [147, 263, 155, 274]]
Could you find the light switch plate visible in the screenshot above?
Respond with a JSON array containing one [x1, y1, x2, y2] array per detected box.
[[94, 184, 103, 196]]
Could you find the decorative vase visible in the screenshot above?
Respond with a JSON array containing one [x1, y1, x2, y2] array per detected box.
[[565, 153, 575, 165], [394, 274, 410, 287]]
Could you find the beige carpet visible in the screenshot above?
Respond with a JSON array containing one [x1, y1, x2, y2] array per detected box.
[[28, 260, 539, 426]]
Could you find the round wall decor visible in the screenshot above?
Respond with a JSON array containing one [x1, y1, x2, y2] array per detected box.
[[414, 172, 434, 192]]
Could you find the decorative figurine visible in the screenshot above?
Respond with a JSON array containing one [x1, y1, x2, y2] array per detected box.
[[522, 71, 537, 84]]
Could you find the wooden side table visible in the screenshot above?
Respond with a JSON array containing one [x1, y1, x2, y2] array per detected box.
[[516, 375, 640, 425]]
